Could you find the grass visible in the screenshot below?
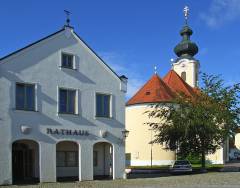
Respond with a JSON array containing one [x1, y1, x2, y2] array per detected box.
[[192, 164, 224, 169]]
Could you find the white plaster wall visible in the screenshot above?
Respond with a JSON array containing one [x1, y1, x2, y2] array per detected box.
[[126, 104, 226, 166], [129, 160, 175, 166], [39, 142, 56, 182], [126, 104, 176, 166], [0, 28, 126, 184]]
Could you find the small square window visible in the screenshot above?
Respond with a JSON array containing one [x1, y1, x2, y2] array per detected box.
[[145, 91, 151, 95], [96, 93, 111, 118], [16, 83, 35, 111], [61, 53, 74, 69], [59, 88, 77, 114]]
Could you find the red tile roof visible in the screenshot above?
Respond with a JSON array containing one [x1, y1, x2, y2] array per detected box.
[[126, 70, 197, 106], [126, 74, 175, 106], [163, 70, 196, 97]]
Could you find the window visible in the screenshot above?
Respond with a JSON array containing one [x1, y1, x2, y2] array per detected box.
[[56, 151, 78, 167], [61, 53, 74, 69], [181, 71, 186, 81], [145, 91, 151, 95], [96, 93, 111, 118], [16, 83, 35, 111], [195, 71, 198, 85], [59, 89, 77, 114], [93, 151, 98, 167]]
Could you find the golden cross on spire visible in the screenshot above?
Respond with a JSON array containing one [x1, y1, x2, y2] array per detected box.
[[154, 66, 157, 74], [183, 6, 189, 24]]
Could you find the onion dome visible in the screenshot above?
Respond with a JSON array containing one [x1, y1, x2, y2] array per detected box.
[[174, 6, 198, 58]]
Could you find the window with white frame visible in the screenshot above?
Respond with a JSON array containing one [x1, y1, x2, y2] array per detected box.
[[96, 93, 111, 118], [61, 53, 74, 69], [59, 88, 77, 114], [16, 83, 35, 111]]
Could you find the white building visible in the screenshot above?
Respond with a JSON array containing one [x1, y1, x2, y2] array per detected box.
[[0, 23, 128, 185]]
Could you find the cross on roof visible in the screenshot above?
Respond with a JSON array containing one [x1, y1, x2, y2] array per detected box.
[[183, 6, 189, 24], [154, 66, 157, 74]]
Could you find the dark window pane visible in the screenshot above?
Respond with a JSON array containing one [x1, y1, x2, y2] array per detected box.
[[16, 84, 25, 109], [96, 94, 102, 117], [68, 90, 76, 113], [62, 54, 67, 67], [96, 94, 110, 117], [66, 152, 78, 167], [93, 151, 98, 167], [181, 72, 186, 81], [59, 89, 76, 114], [16, 83, 35, 110], [59, 89, 67, 113], [103, 95, 110, 117], [67, 56, 73, 68], [26, 85, 35, 110], [62, 53, 73, 69], [57, 152, 66, 167]]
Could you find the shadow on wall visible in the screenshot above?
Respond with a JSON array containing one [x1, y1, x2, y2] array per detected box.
[[61, 54, 95, 84], [0, 33, 96, 144], [2, 71, 59, 144], [95, 95, 124, 128], [1, 32, 77, 73]]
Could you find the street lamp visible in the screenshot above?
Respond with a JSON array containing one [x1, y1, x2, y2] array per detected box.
[[149, 128, 153, 168], [122, 129, 130, 140]]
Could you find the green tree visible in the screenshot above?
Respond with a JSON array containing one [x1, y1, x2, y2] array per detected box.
[[147, 74, 240, 170]]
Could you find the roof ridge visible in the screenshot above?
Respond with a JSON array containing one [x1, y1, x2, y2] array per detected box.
[[163, 70, 196, 97], [0, 29, 64, 61], [127, 73, 175, 106], [0, 28, 121, 81]]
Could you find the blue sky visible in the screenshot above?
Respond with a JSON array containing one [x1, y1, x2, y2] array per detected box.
[[0, 0, 240, 98]]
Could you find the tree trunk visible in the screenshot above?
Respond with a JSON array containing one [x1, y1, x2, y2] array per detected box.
[[201, 150, 207, 173]]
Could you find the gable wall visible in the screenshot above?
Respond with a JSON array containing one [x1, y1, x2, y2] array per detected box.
[[0, 29, 126, 183]]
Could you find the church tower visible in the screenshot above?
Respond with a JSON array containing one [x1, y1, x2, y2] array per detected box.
[[172, 6, 199, 88]]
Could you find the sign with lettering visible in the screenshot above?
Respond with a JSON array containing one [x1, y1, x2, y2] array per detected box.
[[46, 128, 89, 136]]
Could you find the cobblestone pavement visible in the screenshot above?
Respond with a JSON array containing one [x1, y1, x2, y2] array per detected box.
[[1, 172, 240, 188]]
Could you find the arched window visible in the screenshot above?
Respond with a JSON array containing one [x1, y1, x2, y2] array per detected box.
[[181, 71, 186, 81]]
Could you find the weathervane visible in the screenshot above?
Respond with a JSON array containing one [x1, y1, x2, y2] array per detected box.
[[183, 6, 189, 24], [64, 10, 71, 26]]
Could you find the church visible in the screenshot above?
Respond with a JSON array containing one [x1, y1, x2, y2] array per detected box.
[[0, 18, 128, 185], [125, 7, 229, 167]]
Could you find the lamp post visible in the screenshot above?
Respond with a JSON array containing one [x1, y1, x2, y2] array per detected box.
[[122, 129, 130, 140], [149, 128, 153, 168]]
